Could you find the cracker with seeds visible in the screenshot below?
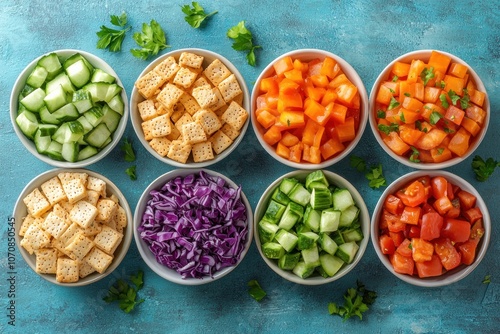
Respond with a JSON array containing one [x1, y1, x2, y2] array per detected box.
[[179, 93, 201, 116], [149, 137, 172, 157], [84, 247, 114, 274], [61, 178, 87, 204], [40, 176, 67, 205], [173, 66, 198, 89], [153, 55, 180, 80], [56, 257, 79, 283], [167, 140, 192, 163], [221, 101, 249, 131], [218, 74, 243, 103], [157, 83, 184, 110], [35, 248, 58, 274], [65, 232, 94, 261], [221, 123, 241, 141], [210, 130, 234, 154], [135, 70, 169, 99], [149, 114, 173, 138], [94, 225, 123, 255], [23, 188, 51, 218], [193, 109, 222, 136], [192, 141, 215, 162], [174, 113, 194, 132], [87, 176, 107, 198], [42, 212, 68, 239], [96, 198, 118, 223], [179, 52, 204, 69], [203, 58, 231, 86], [191, 86, 217, 109], [69, 200, 98, 229], [181, 122, 207, 145], [137, 99, 158, 121]]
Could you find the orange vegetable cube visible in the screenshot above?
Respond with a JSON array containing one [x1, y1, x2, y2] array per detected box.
[[260, 77, 279, 94], [465, 104, 486, 124], [273, 56, 294, 76], [335, 117, 356, 143], [283, 69, 304, 84], [307, 59, 323, 76], [470, 89, 485, 107], [399, 124, 424, 146], [263, 125, 282, 146], [407, 59, 425, 83], [392, 61, 411, 78], [402, 96, 424, 112], [400, 108, 421, 124], [414, 82, 424, 101], [445, 105, 465, 125], [383, 131, 411, 156], [376, 84, 394, 106], [414, 128, 447, 150], [256, 109, 276, 129], [279, 111, 305, 129], [293, 58, 308, 72], [398, 81, 415, 103], [302, 144, 321, 164], [443, 75, 465, 95], [328, 74, 350, 89], [448, 62, 468, 79], [461, 117, 480, 136], [335, 83, 358, 106], [320, 56, 340, 79], [276, 142, 290, 159], [278, 91, 303, 111], [431, 147, 452, 163], [304, 100, 331, 126], [320, 137, 345, 160], [280, 131, 300, 147], [448, 128, 471, 157], [428, 51, 451, 74], [421, 103, 445, 121], [400, 206, 421, 225], [310, 74, 329, 88], [278, 78, 300, 93], [321, 89, 338, 106], [329, 102, 348, 124], [302, 119, 325, 147], [289, 143, 303, 162], [383, 81, 400, 96], [424, 86, 441, 103], [305, 85, 326, 102]]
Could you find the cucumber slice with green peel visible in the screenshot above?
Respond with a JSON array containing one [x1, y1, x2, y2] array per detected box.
[[19, 85, 36, 100], [84, 123, 111, 148], [83, 107, 104, 127], [91, 68, 116, 83], [332, 188, 355, 212], [279, 178, 298, 195], [44, 85, 68, 112], [39, 106, 60, 125], [104, 84, 122, 103], [320, 208, 341, 233], [262, 242, 285, 259], [278, 201, 304, 231], [275, 229, 299, 252], [20, 87, 46, 112], [319, 253, 344, 277], [263, 200, 286, 224], [37, 53, 62, 80], [72, 90, 94, 113], [45, 73, 75, 94], [53, 103, 79, 122], [34, 129, 52, 153], [342, 228, 364, 243], [319, 233, 338, 255], [303, 205, 320, 232], [66, 59, 91, 88], [100, 136, 112, 148], [63, 53, 95, 72], [331, 230, 345, 245], [301, 244, 320, 267], [107, 93, 124, 115], [339, 205, 360, 228], [295, 223, 311, 234], [335, 241, 359, 264], [278, 252, 300, 270], [26, 66, 48, 88], [77, 145, 98, 161], [76, 116, 93, 134], [45, 141, 63, 160], [100, 105, 121, 133], [297, 231, 319, 250], [16, 110, 39, 139], [292, 261, 315, 279], [258, 219, 279, 244], [271, 188, 291, 206], [52, 121, 84, 144], [37, 124, 58, 136], [310, 187, 332, 210], [82, 82, 109, 102], [288, 183, 311, 207], [305, 170, 329, 190], [61, 141, 80, 162]]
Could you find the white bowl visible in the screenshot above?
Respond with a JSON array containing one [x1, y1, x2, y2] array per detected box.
[[134, 168, 253, 285], [254, 170, 370, 285], [13, 168, 133, 286], [371, 170, 491, 287], [130, 48, 250, 168], [251, 49, 368, 169], [10, 49, 128, 168], [369, 49, 489, 169]]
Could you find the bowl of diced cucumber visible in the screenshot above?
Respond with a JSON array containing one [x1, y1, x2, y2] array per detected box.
[[254, 170, 370, 285], [10, 49, 128, 167]]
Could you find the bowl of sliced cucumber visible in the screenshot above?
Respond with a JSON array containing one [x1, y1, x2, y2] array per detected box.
[[254, 170, 370, 285], [10, 49, 128, 168]]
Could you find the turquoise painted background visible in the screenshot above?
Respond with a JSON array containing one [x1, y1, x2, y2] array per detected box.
[[1, 1, 499, 333]]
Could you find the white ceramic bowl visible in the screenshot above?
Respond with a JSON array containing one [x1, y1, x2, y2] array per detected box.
[[254, 170, 370, 285], [251, 49, 368, 169], [371, 170, 491, 287], [10, 49, 128, 168], [134, 168, 253, 285], [13, 168, 133, 286], [369, 50, 489, 169], [130, 48, 250, 168]]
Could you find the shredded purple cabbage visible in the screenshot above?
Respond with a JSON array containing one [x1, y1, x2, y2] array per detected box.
[[138, 171, 248, 279]]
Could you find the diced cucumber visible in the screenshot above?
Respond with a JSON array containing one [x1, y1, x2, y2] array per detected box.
[[262, 242, 285, 259], [319, 233, 338, 255], [66, 59, 91, 88], [278, 201, 304, 231], [278, 253, 300, 270], [297, 231, 319, 250], [76, 116, 93, 134], [100, 105, 121, 133], [342, 228, 364, 243], [310, 187, 332, 210], [91, 68, 116, 83], [320, 208, 341, 233], [263, 200, 286, 224], [303, 205, 320, 232], [339, 205, 360, 228], [53, 103, 79, 122], [275, 229, 299, 252], [288, 183, 311, 207], [19, 85, 36, 100], [52, 121, 84, 144], [72, 90, 94, 113], [39, 106, 60, 125], [319, 253, 344, 277], [43, 85, 68, 112], [34, 129, 52, 153], [335, 241, 359, 264], [83, 82, 109, 102], [84, 123, 111, 148], [26, 66, 48, 88], [38, 124, 58, 136], [45, 141, 63, 160], [37, 53, 62, 80], [271, 188, 290, 206], [63, 53, 95, 72], [45, 73, 75, 94], [279, 178, 298, 195], [331, 230, 345, 245], [61, 141, 79, 162], [104, 84, 122, 103], [258, 219, 279, 244], [332, 188, 355, 212], [107, 93, 124, 115], [77, 145, 98, 161], [16, 110, 39, 139], [20, 87, 46, 112], [308, 181, 329, 190], [305, 170, 329, 190], [301, 244, 320, 267], [292, 261, 315, 279], [83, 107, 104, 127]]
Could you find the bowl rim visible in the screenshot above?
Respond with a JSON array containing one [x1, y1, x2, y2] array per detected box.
[[12, 168, 133, 287], [10, 49, 129, 168], [129, 48, 250, 168], [250, 48, 369, 170], [368, 49, 490, 170], [370, 170, 491, 287], [253, 169, 370, 285], [133, 168, 254, 285]]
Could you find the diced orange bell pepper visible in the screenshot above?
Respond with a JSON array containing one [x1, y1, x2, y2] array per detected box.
[[383, 81, 400, 96], [310, 74, 329, 88], [302, 144, 321, 164], [293, 58, 308, 72], [263, 125, 282, 146], [278, 91, 303, 111], [256, 109, 276, 129], [321, 89, 337, 106], [392, 61, 411, 77], [421, 103, 445, 121], [460, 117, 480, 136], [304, 100, 330, 126], [307, 59, 323, 76], [305, 85, 326, 102], [320, 137, 345, 160], [335, 82, 358, 106], [428, 51, 451, 74], [407, 59, 425, 83], [448, 127, 471, 157], [329, 102, 348, 124], [280, 131, 300, 147], [398, 81, 415, 103], [278, 110, 305, 129], [289, 142, 303, 162], [302, 118, 325, 147], [335, 117, 356, 143], [383, 131, 411, 156], [414, 82, 424, 101], [276, 142, 290, 159], [260, 76, 279, 95], [400, 108, 421, 124], [320, 56, 340, 79], [328, 74, 350, 89], [283, 69, 304, 84], [431, 147, 453, 163], [278, 78, 301, 93], [273, 56, 294, 76]]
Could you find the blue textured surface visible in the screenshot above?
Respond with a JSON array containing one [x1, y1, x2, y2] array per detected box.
[[1, 1, 499, 333]]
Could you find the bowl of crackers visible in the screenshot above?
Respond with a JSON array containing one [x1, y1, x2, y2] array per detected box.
[[130, 48, 250, 167], [13, 168, 133, 286]]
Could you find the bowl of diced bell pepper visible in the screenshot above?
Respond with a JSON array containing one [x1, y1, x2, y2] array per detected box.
[[369, 50, 489, 169], [371, 170, 490, 287], [251, 49, 368, 169]]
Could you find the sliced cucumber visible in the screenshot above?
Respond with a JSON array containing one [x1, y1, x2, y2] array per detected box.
[[335, 241, 359, 264], [72, 90, 93, 113], [303, 205, 320, 232], [43, 85, 68, 112], [83, 82, 109, 102], [77, 145, 98, 161], [320, 208, 341, 233], [38, 124, 58, 136], [258, 219, 279, 244], [100, 105, 121, 133], [339, 205, 360, 228], [275, 229, 298, 252], [319, 253, 344, 277], [37, 53, 62, 80], [297, 231, 319, 250], [45, 73, 75, 94], [310, 187, 332, 210], [16, 110, 39, 139], [262, 242, 285, 259], [53, 103, 79, 122], [263, 200, 286, 224], [61, 141, 79, 162], [278, 252, 301, 270], [278, 201, 304, 230], [83, 107, 104, 127], [271, 187, 290, 206], [39, 106, 60, 125], [107, 93, 124, 115], [76, 115, 93, 134], [63, 53, 94, 72], [319, 233, 338, 256], [305, 170, 329, 190], [292, 261, 315, 279], [84, 123, 111, 148], [279, 178, 298, 195], [34, 129, 52, 153], [288, 183, 311, 207], [45, 141, 63, 160], [91, 68, 116, 83], [104, 84, 122, 103], [301, 244, 320, 267], [66, 59, 91, 88], [342, 228, 364, 243], [20, 88, 46, 112], [26, 66, 48, 88], [332, 188, 355, 212], [52, 121, 84, 144]]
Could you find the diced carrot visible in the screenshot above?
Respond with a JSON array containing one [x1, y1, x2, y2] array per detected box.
[[402, 96, 424, 112], [461, 117, 480, 136], [320, 57, 340, 79], [276, 142, 290, 159], [385, 107, 403, 125], [321, 89, 337, 106], [414, 82, 424, 101], [273, 56, 294, 76], [376, 84, 394, 106], [263, 125, 282, 145], [466, 80, 476, 97], [431, 147, 453, 163], [383, 81, 400, 96], [383, 131, 411, 156], [320, 137, 345, 160], [418, 149, 434, 162], [414, 128, 447, 150], [444, 75, 465, 95], [283, 69, 304, 84], [392, 61, 411, 77], [335, 117, 356, 143], [465, 104, 486, 124], [256, 109, 276, 129], [280, 131, 300, 146], [448, 128, 471, 157], [399, 124, 424, 146], [398, 81, 415, 103], [407, 59, 425, 83], [421, 103, 445, 121], [401, 108, 421, 124], [428, 51, 451, 74], [445, 105, 465, 125], [470, 89, 485, 107], [424, 86, 441, 103], [304, 100, 331, 126], [426, 70, 445, 88], [448, 62, 468, 79]]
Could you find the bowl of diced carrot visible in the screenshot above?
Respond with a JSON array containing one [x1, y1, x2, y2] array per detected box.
[[371, 170, 490, 287], [369, 50, 489, 169], [251, 49, 368, 169]]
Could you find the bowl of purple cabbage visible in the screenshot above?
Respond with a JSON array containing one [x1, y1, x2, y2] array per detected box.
[[134, 169, 253, 285]]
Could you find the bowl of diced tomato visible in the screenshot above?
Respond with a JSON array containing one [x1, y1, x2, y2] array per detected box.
[[371, 171, 490, 287], [369, 50, 489, 169], [251, 49, 368, 169]]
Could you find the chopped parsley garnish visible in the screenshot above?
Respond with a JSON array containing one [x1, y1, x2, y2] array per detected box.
[[420, 66, 435, 86], [377, 123, 399, 135], [436, 80, 446, 89], [328, 281, 377, 322], [248, 280, 267, 302], [399, 112, 406, 122], [436, 147, 444, 155], [365, 164, 387, 189], [392, 75, 398, 82], [409, 146, 420, 163], [181, 2, 218, 28], [483, 275, 491, 284], [429, 111, 443, 125], [388, 96, 400, 110], [448, 90, 461, 105], [472, 155, 500, 182], [404, 92, 411, 97], [377, 109, 386, 119], [103, 270, 145, 313], [439, 93, 449, 108], [350, 155, 366, 172]]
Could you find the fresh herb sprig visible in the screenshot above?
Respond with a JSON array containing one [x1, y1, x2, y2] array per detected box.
[[328, 281, 377, 321], [471, 155, 500, 182], [103, 270, 145, 313], [126, 166, 137, 180], [121, 138, 136, 162], [350, 156, 387, 189], [96, 12, 131, 52], [131, 20, 169, 60], [227, 21, 261, 66], [248, 280, 267, 302], [181, 2, 218, 28]]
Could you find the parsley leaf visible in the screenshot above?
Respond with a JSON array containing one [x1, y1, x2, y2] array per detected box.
[[429, 111, 443, 125], [460, 89, 470, 109], [350, 155, 366, 172], [436, 80, 445, 89], [96, 12, 131, 52], [181, 2, 218, 29], [227, 21, 261, 66], [448, 90, 461, 106], [471, 155, 500, 182], [404, 92, 411, 97], [377, 123, 399, 135], [439, 93, 450, 108], [131, 20, 169, 60], [126, 166, 137, 180], [328, 281, 377, 321], [103, 270, 145, 313], [376, 109, 386, 119], [388, 96, 400, 110], [121, 138, 136, 162], [365, 164, 386, 189], [248, 280, 267, 302], [483, 275, 491, 284], [420, 66, 435, 86], [409, 146, 420, 163], [437, 147, 444, 155], [392, 75, 398, 82]]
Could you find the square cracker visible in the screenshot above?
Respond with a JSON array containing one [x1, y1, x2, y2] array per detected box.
[[153, 56, 180, 81], [56, 257, 79, 283], [20, 215, 36, 237], [82, 221, 102, 237], [192, 141, 214, 163], [149, 137, 172, 157], [179, 93, 201, 116], [166, 123, 181, 141], [23, 188, 51, 218], [174, 113, 194, 132], [134, 70, 169, 99], [190, 76, 212, 92], [96, 198, 118, 223], [112, 205, 127, 234], [35, 248, 58, 274], [218, 74, 243, 103], [203, 59, 231, 86], [86, 176, 107, 198], [61, 178, 87, 204], [209, 87, 227, 112], [40, 176, 67, 205], [149, 114, 173, 138], [221, 123, 241, 141], [209, 130, 234, 154], [221, 101, 249, 131], [167, 140, 192, 164], [179, 52, 204, 69], [141, 120, 154, 141], [42, 212, 68, 239], [137, 99, 158, 121], [84, 247, 114, 274], [191, 86, 217, 109], [85, 190, 100, 207], [193, 109, 222, 136], [181, 122, 207, 145], [57, 223, 83, 247], [58, 172, 88, 186], [157, 83, 184, 110], [69, 200, 98, 229], [65, 232, 94, 261], [93, 225, 123, 255], [23, 224, 51, 251], [79, 261, 96, 279], [173, 66, 198, 89]]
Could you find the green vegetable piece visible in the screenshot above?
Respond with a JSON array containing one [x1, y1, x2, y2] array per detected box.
[[181, 2, 218, 28], [121, 137, 136, 162], [310, 187, 332, 210], [377, 123, 399, 135], [103, 270, 145, 313], [264, 200, 286, 224], [483, 275, 491, 284], [471, 155, 500, 182], [126, 165, 137, 180], [262, 242, 285, 259], [388, 96, 400, 110], [131, 20, 169, 60], [305, 170, 329, 190], [365, 164, 386, 189], [258, 219, 279, 244], [328, 281, 377, 321], [420, 66, 435, 86], [96, 12, 131, 52], [279, 178, 298, 195], [248, 280, 267, 302], [350, 155, 366, 172], [227, 21, 261, 66], [278, 252, 301, 270], [271, 187, 291, 206], [297, 231, 319, 250], [275, 229, 299, 252]]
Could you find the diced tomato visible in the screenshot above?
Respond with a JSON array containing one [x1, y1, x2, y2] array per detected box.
[[463, 207, 483, 223], [390, 253, 414, 275], [380, 234, 396, 255], [411, 238, 434, 262], [415, 254, 443, 278], [470, 219, 485, 240], [396, 180, 426, 207], [400, 206, 421, 225], [433, 196, 453, 215], [420, 212, 443, 241], [406, 225, 421, 239], [384, 194, 404, 215], [396, 239, 413, 257], [389, 231, 405, 247], [441, 218, 471, 243], [457, 190, 477, 211], [458, 239, 479, 265], [434, 238, 462, 271], [430, 176, 448, 199], [383, 210, 406, 233]]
